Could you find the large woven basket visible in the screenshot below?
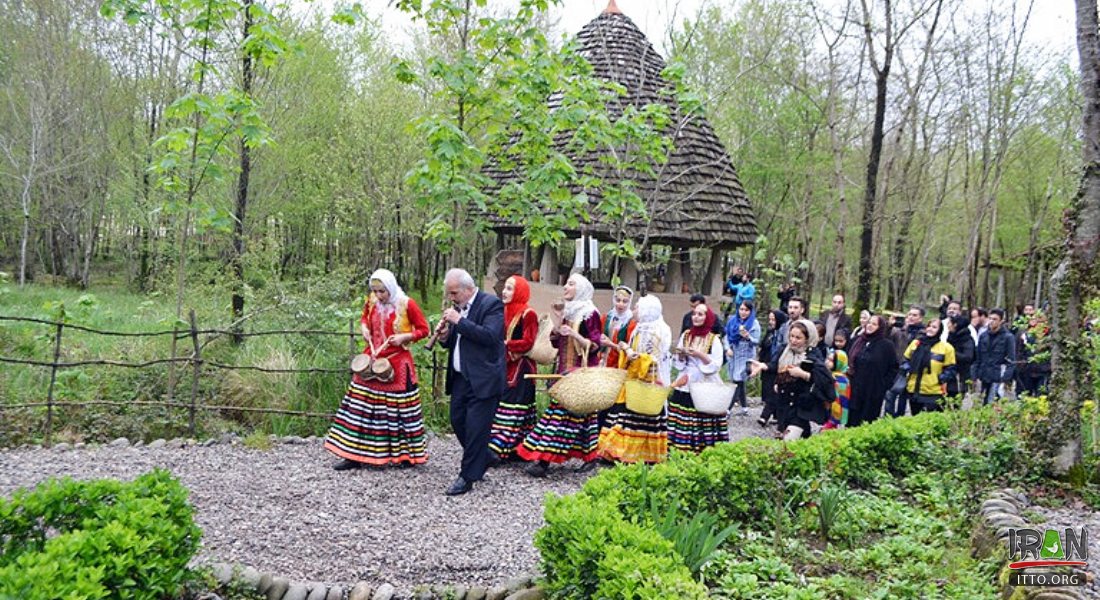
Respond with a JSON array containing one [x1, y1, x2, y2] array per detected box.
[[623, 379, 670, 416], [689, 380, 736, 415], [549, 346, 625, 415], [526, 314, 558, 365]]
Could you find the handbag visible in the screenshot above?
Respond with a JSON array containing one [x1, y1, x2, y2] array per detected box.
[[526, 314, 558, 365]]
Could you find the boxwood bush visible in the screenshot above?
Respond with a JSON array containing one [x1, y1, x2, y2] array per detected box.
[[0, 469, 201, 600], [535, 407, 1043, 599]]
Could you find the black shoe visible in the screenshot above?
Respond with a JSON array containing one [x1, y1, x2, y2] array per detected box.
[[444, 477, 473, 496], [333, 459, 362, 471], [525, 461, 549, 478], [757, 417, 768, 428], [487, 453, 502, 469], [574, 460, 598, 473]]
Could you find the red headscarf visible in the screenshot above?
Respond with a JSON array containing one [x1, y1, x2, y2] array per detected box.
[[503, 275, 532, 327], [689, 305, 717, 338]]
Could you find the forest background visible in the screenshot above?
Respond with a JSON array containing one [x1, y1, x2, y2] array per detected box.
[[0, 0, 1091, 444], [0, 0, 1082, 315]]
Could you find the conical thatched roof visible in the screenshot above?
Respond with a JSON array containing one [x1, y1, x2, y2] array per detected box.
[[482, 4, 757, 248]]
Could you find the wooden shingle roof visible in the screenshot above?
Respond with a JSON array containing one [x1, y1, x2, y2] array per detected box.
[[482, 6, 757, 248]]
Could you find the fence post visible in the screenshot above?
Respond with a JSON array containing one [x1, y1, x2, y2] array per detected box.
[[348, 318, 356, 357], [188, 310, 201, 437], [44, 321, 63, 447]]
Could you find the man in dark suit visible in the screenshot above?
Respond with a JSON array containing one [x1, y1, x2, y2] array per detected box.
[[438, 268, 506, 496], [818, 294, 853, 348]]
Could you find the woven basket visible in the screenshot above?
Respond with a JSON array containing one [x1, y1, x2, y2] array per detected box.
[[526, 314, 558, 365], [689, 380, 736, 415], [550, 346, 625, 415], [623, 379, 670, 416], [551, 367, 626, 415]]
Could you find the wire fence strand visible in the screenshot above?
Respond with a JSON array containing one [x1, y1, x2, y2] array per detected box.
[[0, 313, 440, 441]]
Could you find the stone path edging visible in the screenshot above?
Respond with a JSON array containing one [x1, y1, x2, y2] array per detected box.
[[974, 488, 1091, 600], [206, 561, 543, 600]]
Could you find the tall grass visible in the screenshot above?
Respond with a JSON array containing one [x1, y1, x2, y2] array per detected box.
[[0, 279, 453, 444]]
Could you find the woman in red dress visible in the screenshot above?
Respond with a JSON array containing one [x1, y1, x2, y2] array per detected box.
[[487, 275, 539, 463], [324, 269, 430, 469]]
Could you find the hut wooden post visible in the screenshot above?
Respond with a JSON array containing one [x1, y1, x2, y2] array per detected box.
[[619, 257, 640, 291], [540, 245, 560, 286], [703, 247, 724, 296], [667, 247, 685, 294], [680, 248, 695, 293]]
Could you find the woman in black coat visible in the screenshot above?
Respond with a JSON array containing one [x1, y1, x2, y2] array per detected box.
[[751, 319, 832, 440], [757, 309, 789, 427], [945, 314, 974, 399], [846, 315, 898, 427]]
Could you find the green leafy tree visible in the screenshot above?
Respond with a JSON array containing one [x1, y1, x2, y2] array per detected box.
[[393, 0, 677, 275]]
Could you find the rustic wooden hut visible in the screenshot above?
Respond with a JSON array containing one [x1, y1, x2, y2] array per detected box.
[[484, 0, 756, 294]]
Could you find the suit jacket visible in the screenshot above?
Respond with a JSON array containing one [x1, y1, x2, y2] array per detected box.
[[443, 291, 506, 400], [819, 310, 853, 339]]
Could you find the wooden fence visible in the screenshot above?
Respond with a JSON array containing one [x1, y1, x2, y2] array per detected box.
[[0, 313, 448, 444]]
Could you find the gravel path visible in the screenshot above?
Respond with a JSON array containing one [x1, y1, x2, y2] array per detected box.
[[0, 407, 772, 593]]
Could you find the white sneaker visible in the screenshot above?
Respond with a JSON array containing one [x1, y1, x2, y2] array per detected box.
[[739, 406, 749, 416]]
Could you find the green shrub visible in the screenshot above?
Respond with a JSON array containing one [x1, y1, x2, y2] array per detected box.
[[538, 407, 1044, 599], [534, 493, 706, 599], [0, 469, 201, 599]]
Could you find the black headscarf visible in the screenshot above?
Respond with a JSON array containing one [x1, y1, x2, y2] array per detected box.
[[849, 314, 888, 363], [772, 309, 789, 330], [907, 320, 942, 390]]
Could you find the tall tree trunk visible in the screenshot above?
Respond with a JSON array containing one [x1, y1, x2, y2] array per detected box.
[[856, 0, 893, 315], [1044, 0, 1100, 473], [231, 0, 254, 343]]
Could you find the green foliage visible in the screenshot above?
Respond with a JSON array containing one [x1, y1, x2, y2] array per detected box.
[[648, 500, 737, 577], [535, 493, 707, 599], [0, 469, 201, 599], [242, 430, 273, 450], [815, 479, 852, 543], [634, 463, 738, 577], [394, 0, 681, 265], [539, 404, 1050, 599]]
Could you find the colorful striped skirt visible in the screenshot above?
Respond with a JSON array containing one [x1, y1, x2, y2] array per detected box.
[[597, 402, 667, 464], [323, 371, 427, 466], [488, 374, 537, 459], [516, 400, 599, 464], [667, 389, 728, 453]]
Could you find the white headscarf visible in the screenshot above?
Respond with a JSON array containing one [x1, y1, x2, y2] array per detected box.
[[562, 273, 599, 323], [632, 295, 672, 384], [369, 268, 408, 317], [608, 285, 634, 324], [778, 318, 819, 372]]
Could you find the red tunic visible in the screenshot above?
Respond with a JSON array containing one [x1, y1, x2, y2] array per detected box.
[[601, 314, 637, 368], [359, 296, 430, 388], [505, 309, 538, 387]]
